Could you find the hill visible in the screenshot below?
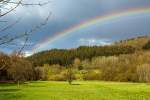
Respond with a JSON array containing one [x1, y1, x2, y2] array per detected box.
[[28, 35, 150, 66], [115, 35, 150, 50]]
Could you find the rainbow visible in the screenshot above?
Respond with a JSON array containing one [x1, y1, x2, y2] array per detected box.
[[32, 7, 150, 53]]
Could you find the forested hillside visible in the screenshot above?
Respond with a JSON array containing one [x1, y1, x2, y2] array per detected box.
[[28, 36, 150, 66], [115, 36, 150, 49], [28, 45, 135, 66]]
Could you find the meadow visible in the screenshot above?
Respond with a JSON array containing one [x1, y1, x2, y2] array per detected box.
[[0, 81, 150, 100]]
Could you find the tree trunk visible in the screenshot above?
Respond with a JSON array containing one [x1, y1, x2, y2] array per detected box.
[[17, 80, 20, 88]]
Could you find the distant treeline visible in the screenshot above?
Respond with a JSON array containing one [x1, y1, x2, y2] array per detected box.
[[28, 45, 135, 66]]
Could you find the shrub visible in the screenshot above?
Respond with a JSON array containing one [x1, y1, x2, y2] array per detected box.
[[83, 70, 100, 80], [49, 74, 67, 81]]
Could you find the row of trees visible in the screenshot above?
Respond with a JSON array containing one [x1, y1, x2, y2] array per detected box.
[[31, 51, 150, 83], [28, 45, 135, 66], [0, 53, 75, 85], [0, 51, 150, 84], [92, 51, 150, 82]]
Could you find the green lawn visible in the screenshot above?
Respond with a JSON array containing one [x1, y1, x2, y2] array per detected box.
[[0, 81, 150, 100]]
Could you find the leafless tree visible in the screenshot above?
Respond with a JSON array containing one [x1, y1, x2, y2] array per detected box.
[[137, 64, 150, 83], [0, 0, 50, 55]]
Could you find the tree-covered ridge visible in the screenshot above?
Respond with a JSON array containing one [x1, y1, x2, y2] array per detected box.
[[28, 36, 150, 66], [115, 35, 150, 50], [28, 45, 135, 66]]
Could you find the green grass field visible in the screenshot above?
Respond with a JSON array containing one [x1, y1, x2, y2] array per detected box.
[[0, 81, 150, 100]]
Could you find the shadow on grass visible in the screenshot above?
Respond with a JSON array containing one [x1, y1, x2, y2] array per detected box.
[[71, 84, 81, 85], [146, 83, 150, 85], [25, 84, 47, 87], [0, 89, 21, 92], [0, 91, 24, 100]]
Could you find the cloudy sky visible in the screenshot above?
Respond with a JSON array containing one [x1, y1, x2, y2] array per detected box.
[[0, 0, 150, 55]]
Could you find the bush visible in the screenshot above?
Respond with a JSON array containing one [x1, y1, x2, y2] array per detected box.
[[49, 74, 67, 81], [83, 70, 100, 80], [49, 70, 69, 81], [75, 70, 88, 80], [75, 70, 100, 80]]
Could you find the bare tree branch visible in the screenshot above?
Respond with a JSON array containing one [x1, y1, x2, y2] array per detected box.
[[0, 0, 51, 55], [2, 0, 51, 6], [17, 12, 51, 55], [0, 17, 21, 32], [0, 0, 22, 17]]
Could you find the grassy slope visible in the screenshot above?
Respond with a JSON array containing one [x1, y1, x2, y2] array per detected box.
[[0, 81, 150, 100]]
